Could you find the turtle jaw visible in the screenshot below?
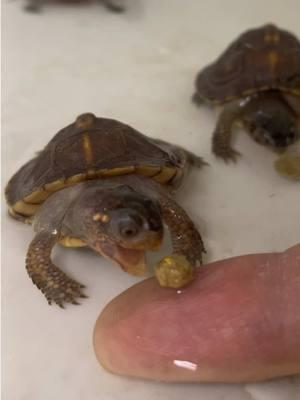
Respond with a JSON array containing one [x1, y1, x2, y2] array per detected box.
[[91, 233, 163, 277], [115, 231, 163, 252]]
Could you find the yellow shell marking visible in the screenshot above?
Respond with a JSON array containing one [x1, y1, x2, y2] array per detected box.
[[153, 166, 177, 183], [268, 51, 279, 74], [99, 166, 136, 177], [82, 132, 93, 165], [66, 173, 87, 184], [136, 166, 161, 176], [12, 164, 176, 217], [44, 179, 66, 192], [264, 32, 280, 43], [23, 188, 49, 204], [13, 200, 40, 216], [86, 169, 97, 179]]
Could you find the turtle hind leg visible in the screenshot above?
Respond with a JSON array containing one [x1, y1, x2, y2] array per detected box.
[[184, 149, 209, 168], [151, 138, 208, 169], [101, 0, 125, 12], [212, 102, 243, 162], [26, 231, 86, 308]]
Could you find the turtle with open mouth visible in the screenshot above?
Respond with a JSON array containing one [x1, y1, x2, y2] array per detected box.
[[5, 113, 206, 307]]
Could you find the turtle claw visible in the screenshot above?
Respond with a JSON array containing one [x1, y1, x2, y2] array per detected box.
[[214, 146, 241, 163], [155, 254, 196, 289], [40, 273, 86, 308]]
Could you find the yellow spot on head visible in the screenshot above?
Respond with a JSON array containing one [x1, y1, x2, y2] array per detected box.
[[93, 213, 110, 223]]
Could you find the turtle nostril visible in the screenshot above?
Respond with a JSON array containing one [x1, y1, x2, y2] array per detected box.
[[121, 227, 137, 238], [118, 216, 142, 240]]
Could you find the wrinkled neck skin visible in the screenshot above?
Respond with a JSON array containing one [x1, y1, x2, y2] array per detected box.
[[239, 91, 300, 149]]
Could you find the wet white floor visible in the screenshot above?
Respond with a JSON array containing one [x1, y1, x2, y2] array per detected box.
[[2, 0, 300, 399]]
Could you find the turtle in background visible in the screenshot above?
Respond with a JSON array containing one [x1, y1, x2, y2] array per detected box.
[[24, 0, 124, 13], [193, 24, 300, 162], [6, 113, 206, 307]]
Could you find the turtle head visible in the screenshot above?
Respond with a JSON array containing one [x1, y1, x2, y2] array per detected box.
[[70, 184, 163, 276], [244, 100, 299, 149]]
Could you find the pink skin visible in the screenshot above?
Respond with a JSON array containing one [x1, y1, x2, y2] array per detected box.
[[93, 244, 300, 383]]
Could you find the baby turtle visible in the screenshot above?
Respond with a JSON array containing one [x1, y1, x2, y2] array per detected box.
[[24, 0, 124, 13], [193, 24, 300, 162], [6, 113, 206, 307]]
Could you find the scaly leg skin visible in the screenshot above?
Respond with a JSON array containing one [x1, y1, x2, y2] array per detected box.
[[183, 149, 209, 168], [155, 195, 205, 289], [212, 102, 243, 163], [152, 138, 208, 169], [102, 0, 125, 12], [26, 231, 86, 308]]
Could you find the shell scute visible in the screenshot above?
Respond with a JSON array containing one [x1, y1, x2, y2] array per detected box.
[[6, 115, 184, 218], [196, 24, 300, 103]]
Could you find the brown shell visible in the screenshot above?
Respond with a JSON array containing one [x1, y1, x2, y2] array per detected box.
[[6, 114, 183, 217], [195, 24, 300, 104]]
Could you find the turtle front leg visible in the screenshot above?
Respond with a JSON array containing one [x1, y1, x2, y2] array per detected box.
[[192, 92, 205, 107], [212, 102, 243, 162], [101, 0, 125, 12], [155, 195, 205, 289], [26, 231, 86, 307]]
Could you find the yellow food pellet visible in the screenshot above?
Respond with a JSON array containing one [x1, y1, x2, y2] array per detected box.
[[155, 254, 196, 288], [274, 155, 300, 180]]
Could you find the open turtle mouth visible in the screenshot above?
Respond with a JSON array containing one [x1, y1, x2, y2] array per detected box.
[[116, 232, 163, 251], [114, 245, 148, 276], [92, 240, 148, 277]]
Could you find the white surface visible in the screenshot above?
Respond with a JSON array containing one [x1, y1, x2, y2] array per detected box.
[[2, 0, 300, 399]]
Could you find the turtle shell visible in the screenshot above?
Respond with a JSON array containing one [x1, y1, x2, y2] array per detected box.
[[6, 113, 183, 218], [195, 24, 300, 104]]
